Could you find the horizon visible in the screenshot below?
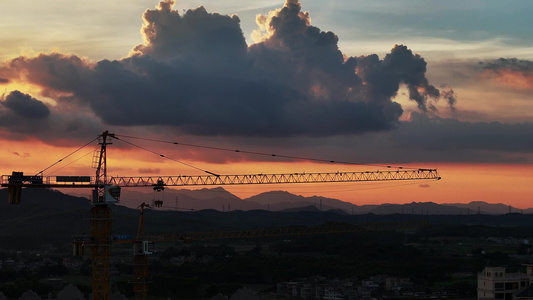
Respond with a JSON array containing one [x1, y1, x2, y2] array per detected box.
[[1, 0, 532, 209], [55, 186, 531, 212]]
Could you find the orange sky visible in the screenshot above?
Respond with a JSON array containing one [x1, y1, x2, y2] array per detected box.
[[1, 1, 532, 209], [2, 137, 532, 209]]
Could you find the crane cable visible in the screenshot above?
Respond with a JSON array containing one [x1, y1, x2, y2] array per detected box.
[[115, 137, 220, 176], [114, 134, 414, 170], [35, 136, 100, 176], [47, 151, 94, 175]]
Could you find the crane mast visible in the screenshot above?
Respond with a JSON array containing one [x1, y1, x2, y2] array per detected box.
[[91, 131, 115, 300], [0, 130, 441, 300], [133, 203, 151, 300], [93, 130, 113, 204]]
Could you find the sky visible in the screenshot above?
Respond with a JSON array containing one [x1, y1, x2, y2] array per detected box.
[[0, 0, 532, 209]]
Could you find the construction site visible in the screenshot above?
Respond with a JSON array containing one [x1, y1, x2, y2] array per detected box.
[[1, 131, 442, 300]]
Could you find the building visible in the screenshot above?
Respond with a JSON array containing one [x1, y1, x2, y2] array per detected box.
[[385, 276, 413, 290], [477, 265, 533, 300]]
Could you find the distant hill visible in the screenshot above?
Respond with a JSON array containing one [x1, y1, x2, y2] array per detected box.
[[443, 201, 523, 214], [0, 188, 92, 249], [1, 187, 525, 216], [278, 205, 322, 212], [0, 187, 530, 250], [243, 190, 373, 213], [116, 187, 522, 215], [119, 187, 259, 211], [371, 202, 466, 215]]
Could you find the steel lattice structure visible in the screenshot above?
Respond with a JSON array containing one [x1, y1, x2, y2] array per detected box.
[[109, 169, 440, 187], [1, 169, 440, 188]]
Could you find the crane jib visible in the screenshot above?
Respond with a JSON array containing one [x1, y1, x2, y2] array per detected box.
[[1, 169, 440, 188]]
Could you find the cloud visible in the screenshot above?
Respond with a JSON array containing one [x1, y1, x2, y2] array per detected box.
[[355, 44, 444, 113], [0, 0, 455, 139], [247, 110, 532, 166], [138, 168, 161, 174], [0, 86, 104, 144], [479, 58, 533, 90], [133, 0, 247, 62], [483, 58, 533, 73], [12, 151, 30, 158], [440, 88, 457, 113], [2, 0, 529, 166], [387, 112, 533, 163], [1, 90, 50, 119]]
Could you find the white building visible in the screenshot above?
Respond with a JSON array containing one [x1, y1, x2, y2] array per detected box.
[[477, 265, 533, 300]]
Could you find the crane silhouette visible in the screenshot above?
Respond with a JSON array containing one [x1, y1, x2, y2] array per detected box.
[[1, 130, 440, 300]]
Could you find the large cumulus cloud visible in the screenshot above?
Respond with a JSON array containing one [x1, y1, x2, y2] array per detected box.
[[4, 0, 530, 165], [0, 0, 453, 138]]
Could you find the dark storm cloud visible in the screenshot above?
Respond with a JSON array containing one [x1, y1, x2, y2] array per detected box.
[[8, 53, 90, 98], [1, 0, 455, 138], [284, 113, 533, 165], [354, 45, 443, 113], [0, 88, 103, 144], [1, 90, 50, 119], [133, 2, 247, 62], [388, 113, 533, 163], [482, 58, 533, 73], [408, 113, 533, 152], [477, 58, 533, 91], [440, 88, 457, 113], [0, 90, 53, 138]]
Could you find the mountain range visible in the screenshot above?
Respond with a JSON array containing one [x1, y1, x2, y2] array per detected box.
[[1, 186, 526, 216], [111, 186, 526, 215]]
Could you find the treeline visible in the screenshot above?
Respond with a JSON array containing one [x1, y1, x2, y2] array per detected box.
[[139, 230, 499, 298], [1, 225, 524, 299]]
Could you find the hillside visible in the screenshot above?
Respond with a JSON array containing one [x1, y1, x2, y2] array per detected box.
[[244, 190, 376, 213], [0, 187, 532, 251], [118, 187, 260, 211], [114, 186, 520, 215], [0, 188, 92, 249]]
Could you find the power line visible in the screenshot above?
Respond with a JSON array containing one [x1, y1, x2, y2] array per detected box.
[[115, 136, 220, 176], [114, 134, 414, 170], [48, 150, 94, 175], [36, 136, 100, 176]]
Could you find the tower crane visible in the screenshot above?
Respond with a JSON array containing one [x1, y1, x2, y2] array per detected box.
[[1, 130, 441, 300], [132, 202, 151, 300]]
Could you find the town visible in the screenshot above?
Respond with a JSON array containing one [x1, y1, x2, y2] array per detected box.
[[1, 216, 533, 300]]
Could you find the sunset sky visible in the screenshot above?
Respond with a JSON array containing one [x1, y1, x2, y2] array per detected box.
[[1, 0, 532, 209]]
